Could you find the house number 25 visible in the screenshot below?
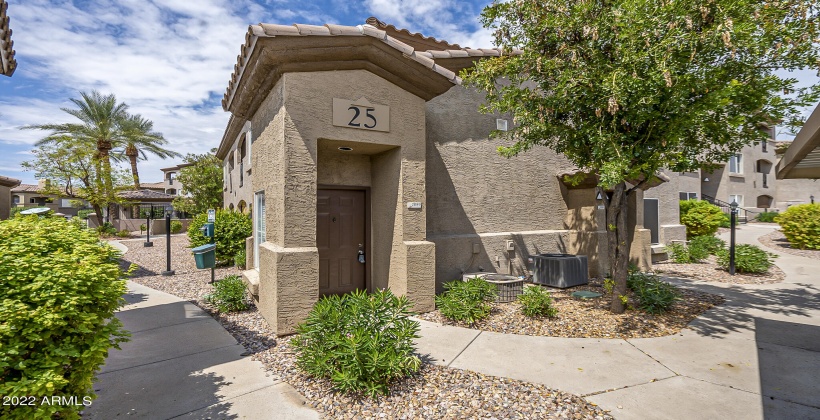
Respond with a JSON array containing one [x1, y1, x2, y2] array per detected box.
[[347, 106, 377, 129]]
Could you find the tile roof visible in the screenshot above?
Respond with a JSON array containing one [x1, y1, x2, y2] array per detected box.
[[364, 16, 462, 51], [140, 181, 166, 189], [0, 174, 20, 188], [117, 189, 176, 201], [0, 0, 16, 77], [11, 183, 41, 193], [222, 18, 521, 112]]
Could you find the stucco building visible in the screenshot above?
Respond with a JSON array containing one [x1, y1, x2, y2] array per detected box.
[[10, 180, 88, 217], [216, 18, 654, 336], [0, 175, 20, 219]]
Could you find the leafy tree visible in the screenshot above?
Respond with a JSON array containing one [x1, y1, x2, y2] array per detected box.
[[22, 139, 131, 226], [464, 0, 819, 313], [172, 152, 223, 215], [118, 114, 180, 190]]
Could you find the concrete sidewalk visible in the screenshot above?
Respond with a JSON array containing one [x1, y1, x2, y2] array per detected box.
[[414, 224, 820, 420], [86, 241, 318, 419]]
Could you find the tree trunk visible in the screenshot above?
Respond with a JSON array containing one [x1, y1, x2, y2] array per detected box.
[[603, 182, 631, 314], [126, 144, 140, 190], [92, 203, 104, 227]]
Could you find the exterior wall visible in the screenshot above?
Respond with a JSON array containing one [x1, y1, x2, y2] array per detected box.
[[702, 133, 777, 211], [643, 170, 699, 246], [0, 185, 10, 219], [250, 70, 435, 335], [773, 172, 820, 209], [222, 123, 254, 214]]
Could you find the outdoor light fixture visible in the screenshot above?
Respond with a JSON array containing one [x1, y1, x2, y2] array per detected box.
[[596, 191, 603, 200], [703, 177, 710, 182], [812, 195, 815, 204], [729, 200, 739, 276], [338, 146, 353, 151], [161, 208, 175, 276]]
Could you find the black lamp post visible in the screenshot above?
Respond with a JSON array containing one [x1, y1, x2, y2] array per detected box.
[[729, 200, 738, 275], [812, 195, 815, 204], [161, 208, 174, 276], [144, 205, 153, 247]]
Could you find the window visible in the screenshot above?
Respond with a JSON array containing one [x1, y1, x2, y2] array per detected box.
[[762, 140, 767, 153], [729, 154, 742, 174], [246, 129, 252, 168], [679, 192, 698, 201], [254, 191, 265, 270], [12, 195, 19, 204], [729, 194, 743, 207], [29, 198, 35, 204]]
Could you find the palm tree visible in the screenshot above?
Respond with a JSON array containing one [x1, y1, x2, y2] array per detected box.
[[24, 90, 128, 200], [117, 114, 180, 190]]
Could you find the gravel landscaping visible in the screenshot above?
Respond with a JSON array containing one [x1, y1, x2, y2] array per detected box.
[[418, 279, 725, 339], [758, 229, 820, 260], [654, 255, 785, 285], [116, 236, 613, 419]]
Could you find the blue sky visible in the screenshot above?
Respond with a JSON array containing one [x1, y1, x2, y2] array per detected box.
[[0, 0, 817, 185], [0, 0, 494, 184]]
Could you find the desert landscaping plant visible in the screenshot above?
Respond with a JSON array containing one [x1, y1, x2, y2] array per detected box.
[[716, 244, 777, 274], [234, 249, 246, 269], [170, 220, 183, 234], [680, 200, 727, 238], [627, 272, 680, 314], [291, 289, 421, 397], [775, 203, 820, 249], [0, 216, 129, 419], [756, 211, 780, 223], [689, 235, 726, 256], [435, 277, 498, 324], [188, 210, 251, 265], [205, 275, 249, 313], [518, 285, 558, 318]]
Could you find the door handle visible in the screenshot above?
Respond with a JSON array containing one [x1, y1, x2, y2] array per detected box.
[[358, 244, 365, 264]]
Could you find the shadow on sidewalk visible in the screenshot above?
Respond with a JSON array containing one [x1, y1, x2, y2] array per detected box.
[[754, 318, 820, 418]]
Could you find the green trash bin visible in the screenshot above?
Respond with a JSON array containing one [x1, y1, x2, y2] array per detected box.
[[192, 244, 216, 269]]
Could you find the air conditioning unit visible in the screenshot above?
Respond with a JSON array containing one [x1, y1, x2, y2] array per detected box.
[[530, 254, 588, 288]]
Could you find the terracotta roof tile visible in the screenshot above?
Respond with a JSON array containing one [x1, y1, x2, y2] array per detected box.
[[365, 16, 461, 50], [11, 184, 40, 193], [0, 0, 17, 77]]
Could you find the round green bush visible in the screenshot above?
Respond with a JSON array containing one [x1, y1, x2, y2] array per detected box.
[[716, 244, 777, 274], [435, 277, 497, 325], [0, 216, 129, 420], [170, 220, 183, 234], [680, 200, 726, 238], [518, 285, 557, 317], [188, 210, 251, 265], [627, 272, 679, 314], [291, 290, 421, 397], [775, 204, 820, 250]]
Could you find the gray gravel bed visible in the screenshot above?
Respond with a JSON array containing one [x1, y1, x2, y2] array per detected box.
[[758, 229, 820, 260], [117, 237, 613, 419], [654, 255, 785, 285]]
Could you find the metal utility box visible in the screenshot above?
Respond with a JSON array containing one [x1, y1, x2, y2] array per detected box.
[[192, 244, 216, 269], [530, 254, 588, 288], [200, 222, 215, 238]]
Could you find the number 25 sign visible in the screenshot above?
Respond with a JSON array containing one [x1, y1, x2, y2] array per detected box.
[[332, 97, 390, 132]]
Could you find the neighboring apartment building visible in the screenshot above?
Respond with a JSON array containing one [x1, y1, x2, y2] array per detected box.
[[159, 163, 193, 196], [0, 0, 17, 77], [0, 174, 20, 219], [10, 180, 88, 217], [216, 17, 658, 335]]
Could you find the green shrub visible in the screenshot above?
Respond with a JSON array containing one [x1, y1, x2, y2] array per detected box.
[[689, 235, 725, 256], [518, 286, 557, 318], [77, 209, 95, 220], [627, 271, 679, 314], [140, 223, 146, 233], [435, 277, 497, 324], [96, 222, 117, 236], [666, 241, 708, 263], [0, 216, 129, 419], [680, 200, 726, 238], [234, 249, 246, 269], [291, 289, 421, 397], [204, 275, 249, 312], [116, 229, 131, 238], [756, 211, 779, 223], [716, 244, 777, 274], [170, 220, 183, 234], [775, 204, 820, 250], [719, 213, 731, 228], [188, 210, 252, 265]]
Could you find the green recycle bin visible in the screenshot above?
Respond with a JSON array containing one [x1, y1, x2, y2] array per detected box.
[[192, 244, 216, 269]]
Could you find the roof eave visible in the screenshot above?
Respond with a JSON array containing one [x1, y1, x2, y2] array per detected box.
[[776, 102, 820, 179]]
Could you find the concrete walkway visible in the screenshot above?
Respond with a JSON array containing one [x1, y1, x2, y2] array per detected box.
[[414, 223, 820, 420], [86, 243, 318, 419]]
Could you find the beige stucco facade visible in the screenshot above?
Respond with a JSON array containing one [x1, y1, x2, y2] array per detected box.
[[218, 21, 653, 336]]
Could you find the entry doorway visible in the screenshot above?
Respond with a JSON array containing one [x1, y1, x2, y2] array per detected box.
[[317, 189, 368, 296], [643, 198, 660, 244]]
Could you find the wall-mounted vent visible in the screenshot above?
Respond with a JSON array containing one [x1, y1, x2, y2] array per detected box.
[[496, 119, 508, 131]]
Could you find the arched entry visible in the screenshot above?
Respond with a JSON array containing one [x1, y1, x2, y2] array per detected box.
[[757, 195, 774, 209], [237, 200, 247, 213]]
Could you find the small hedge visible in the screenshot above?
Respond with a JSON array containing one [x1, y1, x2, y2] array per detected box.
[[188, 210, 252, 265], [518, 286, 557, 318], [680, 200, 727, 238], [291, 290, 421, 397], [435, 277, 497, 325], [0, 216, 129, 419], [205, 275, 249, 312], [716, 244, 777, 274], [756, 211, 779, 223], [170, 220, 183, 234], [689, 235, 726, 256], [775, 204, 820, 249], [627, 272, 680, 314]]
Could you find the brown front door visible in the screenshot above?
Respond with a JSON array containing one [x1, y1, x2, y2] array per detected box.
[[317, 189, 366, 296]]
